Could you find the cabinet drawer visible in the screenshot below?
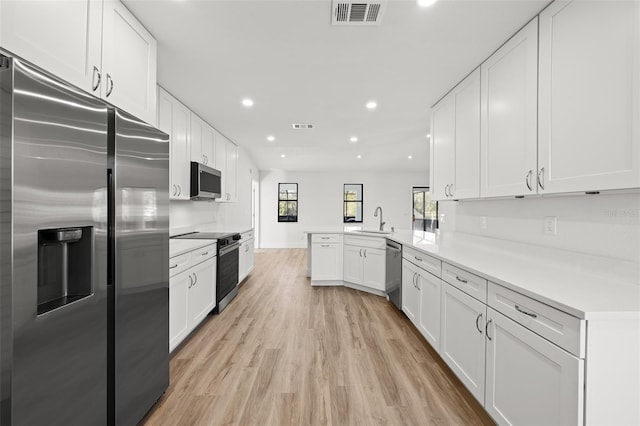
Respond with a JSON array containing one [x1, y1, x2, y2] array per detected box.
[[311, 234, 341, 243], [193, 243, 216, 263], [403, 246, 441, 278], [169, 252, 191, 278], [241, 230, 254, 241], [442, 262, 487, 303], [488, 282, 585, 358], [343, 234, 386, 249]]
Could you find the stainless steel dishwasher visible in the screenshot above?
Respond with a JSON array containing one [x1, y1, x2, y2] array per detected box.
[[385, 240, 402, 309]]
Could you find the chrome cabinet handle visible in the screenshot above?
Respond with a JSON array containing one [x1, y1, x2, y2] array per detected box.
[[525, 170, 533, 191], [177, 185, 181, 196], [201, 251, 209, 256], [169, 264, 178, 269], [92, 66, 101, 91], [359, 248, 363, 257], [106, 73, 114, 97], [485, 319, 493, 341], [171, 184, 176, 196], [476, 313, 483, 334], [414, 256, 422, 262], [537, 167, 545, 190], [455, 276, 468, 284], [363, 249, 367, 258], [321, 237, 330, 239], [193, 273, 197, 285], [320, 244, 330, 247], [449, 184, 454, 197], [515, 305, 537, 318], [413, 272, 418, 288], [444, 184, 450, 197], [188, 275, 193, 288]]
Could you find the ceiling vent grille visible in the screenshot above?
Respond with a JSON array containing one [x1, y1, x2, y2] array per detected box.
[[292, 123, 314, 130], [331, 0, 386, 26]]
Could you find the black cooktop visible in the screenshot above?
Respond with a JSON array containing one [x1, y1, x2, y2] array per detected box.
[[171, 231, 241, 243]]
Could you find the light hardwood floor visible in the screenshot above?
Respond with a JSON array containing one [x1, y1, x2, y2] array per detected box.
[[141, 249, 494, 425]]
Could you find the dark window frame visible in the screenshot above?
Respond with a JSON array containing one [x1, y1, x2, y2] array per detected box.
[[278, 183, 298, 222], [343, 183, 363, 223], [412, 186, 438, 232]]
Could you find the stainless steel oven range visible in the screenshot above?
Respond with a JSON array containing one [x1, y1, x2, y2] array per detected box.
[[171, 231, 241, 313]]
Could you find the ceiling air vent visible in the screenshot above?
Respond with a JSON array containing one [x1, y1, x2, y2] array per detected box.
[[331, 0, 386, 26], [292, 123, 314, 129]]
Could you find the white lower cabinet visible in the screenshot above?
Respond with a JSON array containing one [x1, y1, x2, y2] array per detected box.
[[239, 229, 255, 283], [310, 234, 342, 283], [485, 307, 584, 426], [401, 259, 420, 326], [440, 283, 487, 404], [418, 270, 441, 351], [169, 243, 216, 352], [343, 235, 386, 292]]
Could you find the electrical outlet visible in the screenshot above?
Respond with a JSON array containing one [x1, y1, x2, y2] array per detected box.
[[544, 216, 557, 235], [480, 216, 487, 230], [439, 213, 446, 224]]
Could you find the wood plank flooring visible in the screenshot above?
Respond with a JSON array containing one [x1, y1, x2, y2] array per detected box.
[[141, 249, 494, 425]]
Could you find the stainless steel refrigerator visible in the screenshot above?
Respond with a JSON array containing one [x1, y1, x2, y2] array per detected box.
[[0, 53, 169, 425]]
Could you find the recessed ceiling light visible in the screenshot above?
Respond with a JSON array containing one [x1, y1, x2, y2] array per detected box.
[[350, 136, 358, 143], [280, 154, 286, 158], [241, 98, 254, 107], [356, 154, 362, 159], [417, 0, 438, 7], [426, 133, 431, 139], [366, 101, 377, 110], [267, 135, 275, 142], [408, 155, 413, 159]]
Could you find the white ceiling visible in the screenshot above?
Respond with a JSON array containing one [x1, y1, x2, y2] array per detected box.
[[123, 0, 548, 172]]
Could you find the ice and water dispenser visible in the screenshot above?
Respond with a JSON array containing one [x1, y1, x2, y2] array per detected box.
[[37, 226, 93, 315]]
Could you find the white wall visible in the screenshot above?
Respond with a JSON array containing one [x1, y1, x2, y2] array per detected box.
[[258, 170, 427, 248], [170, 145, 257, 234], [440, 192, 640, 264]]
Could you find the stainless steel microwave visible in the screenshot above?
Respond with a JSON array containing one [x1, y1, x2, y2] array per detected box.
[[190, 162, 221, 200]]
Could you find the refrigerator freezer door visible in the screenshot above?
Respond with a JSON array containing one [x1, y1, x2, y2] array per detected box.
[[111, 109, 169, 424], [9, 57, 109, 425]]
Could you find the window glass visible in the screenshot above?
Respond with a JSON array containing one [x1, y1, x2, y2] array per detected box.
[[344, 184, 363, 223], [278, 183, 298, 222], [412, 187, 438, 232]]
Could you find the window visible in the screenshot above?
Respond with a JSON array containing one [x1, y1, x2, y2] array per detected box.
[[278, 183, 298, 222], [343, 184, 363, 223], [413, 187, 438, 232]]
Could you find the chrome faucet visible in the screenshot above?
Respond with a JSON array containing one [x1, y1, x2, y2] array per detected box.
[[374, 206, 385, 231]]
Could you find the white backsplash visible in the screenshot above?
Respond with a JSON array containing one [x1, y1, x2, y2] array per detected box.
[[440, 192, 640, 263]]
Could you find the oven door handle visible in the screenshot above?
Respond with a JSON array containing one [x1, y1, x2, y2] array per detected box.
[[219, 242, 240, 256]]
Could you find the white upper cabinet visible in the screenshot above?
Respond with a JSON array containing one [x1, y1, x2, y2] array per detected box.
[[158, 87, 190, 200], [0, 0, 103, 95], [0, 0, 157, 125], [225, 142, 238, 202], [430, 68, 481, 201], [190, 114, 215, 166], [538, 0, 640, 193], [202, 124, 215, 167], [102, 0, 157, 125], [481, 18, 539, 198]]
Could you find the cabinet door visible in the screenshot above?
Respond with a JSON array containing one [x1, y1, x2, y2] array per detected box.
[[190, 113, 204, 163], [226, 141, 238, 202], [430, 95, 455, 201], [418, 271, 441, 352], [158, 88, 190, 200], [362, 247, 386, 291], [538, 0, 640, 193], [102, 0, 157, 125], [453, 68, 481, 199], [0, 0, 103, 95], [312, 243, 341, 281], [343, 245, 363, 285], [485, 308, 584, 425], [440, 283, 486, 404], [188, 260, 216, 328], [246, 239, 255, 275], [401, 260, 420, 326], [214, 131, 227, 202], [169, 270, 190, 352], [481, 18, 538, 197], [202, 123, 215, 167], [238, 241, 248, 282]]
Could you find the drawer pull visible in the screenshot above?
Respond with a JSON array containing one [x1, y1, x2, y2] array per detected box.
[[414, 256, 423, 262], [201, 251, 209, 256], [169, 264, 178, 269], [321, 244, 330, 247], [485, 319, 493, 341], [476, 313, 483, 334], [515, 305, 537, 318], [455, 276, 468, 284], [321, 237, 330, 239]]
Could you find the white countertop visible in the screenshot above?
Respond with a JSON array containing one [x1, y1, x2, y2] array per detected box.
[[307, 229, 640, 320]]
